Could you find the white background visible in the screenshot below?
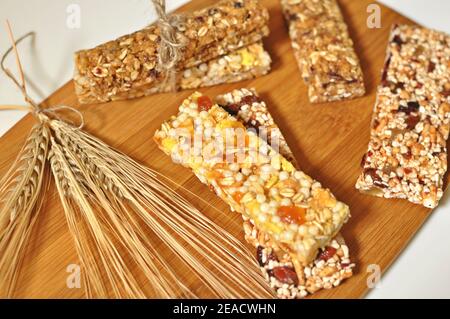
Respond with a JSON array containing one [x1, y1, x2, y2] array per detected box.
[[0, 0, 449, 298]]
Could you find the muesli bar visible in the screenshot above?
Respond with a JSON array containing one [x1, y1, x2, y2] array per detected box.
[[281, 0, 365, 103], [356, 24, 450, 208], [216, 89, 353, 298], [74, 0, 269, 104], [154, 92, 350, 266]]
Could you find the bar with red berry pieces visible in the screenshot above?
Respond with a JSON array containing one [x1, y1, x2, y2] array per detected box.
[[356, 24, 450, 208]]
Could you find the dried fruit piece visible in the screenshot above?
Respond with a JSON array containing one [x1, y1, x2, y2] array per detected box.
[[318, 246, 337, 261], [398, 101, 420, 114], [406, 115, 420, 130], [198, 96, 213, 111], [271, 266, 299, 286], [276, 206, 306, 225]]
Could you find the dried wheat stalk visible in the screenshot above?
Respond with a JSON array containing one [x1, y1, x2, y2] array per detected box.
[[47, 119, 273, 298], [0, 123, 50, 296], [0, 22, 274, 298]]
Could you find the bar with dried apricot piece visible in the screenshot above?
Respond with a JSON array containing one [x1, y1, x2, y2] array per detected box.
[[155, 92, 350, 268], [216, 88, 354, 298]]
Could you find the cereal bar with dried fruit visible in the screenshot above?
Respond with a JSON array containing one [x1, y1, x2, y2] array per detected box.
[[281, 0, 365, 103], [216, 88, 354, 298], [74, 0, 270, 104], [154, 92, 350, 267], [356, 24, 450, 209], [180, 43, 271, 91]]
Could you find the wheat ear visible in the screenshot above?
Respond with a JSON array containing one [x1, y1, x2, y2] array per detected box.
[[0, 123, 50, 297], [47, 119, 273, 298]]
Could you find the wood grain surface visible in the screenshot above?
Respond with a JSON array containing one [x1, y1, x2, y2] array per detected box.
[[0, 0, 447, 298]]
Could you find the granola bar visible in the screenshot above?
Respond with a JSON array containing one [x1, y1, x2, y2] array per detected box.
[[154, 92, 350, 267], [281, 0, 365, 103], [74, 0, 270, 104], [356, 24, 450, 209], [216, 89, 353, 298], [180, 43, 271, 90]]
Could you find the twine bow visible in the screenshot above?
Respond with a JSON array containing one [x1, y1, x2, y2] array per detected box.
[[151, 0, 187, 91], [0, 21, 84, 129]]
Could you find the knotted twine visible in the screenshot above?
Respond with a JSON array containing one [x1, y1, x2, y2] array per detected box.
[[151, 0, 188, 91]]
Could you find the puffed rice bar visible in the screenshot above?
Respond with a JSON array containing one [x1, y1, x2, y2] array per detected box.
[[74, 0, 269, 104], [216, 89, 354, 298], [154, 92, 350, 265], [356, 24, 450, 209], [281, 0, 365, 103]]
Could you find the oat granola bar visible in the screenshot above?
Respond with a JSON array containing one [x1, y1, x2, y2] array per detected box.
[[215, 89, 353, 298], [74, 0, 270, 104], [281, 0, 365, 103], [154, 92, 350, 266], [356, 24, 450, 208]]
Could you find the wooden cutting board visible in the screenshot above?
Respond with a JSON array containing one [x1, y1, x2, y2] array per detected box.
[[0, 0, 446, 298]]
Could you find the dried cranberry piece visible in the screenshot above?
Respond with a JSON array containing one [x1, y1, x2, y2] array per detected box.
[[373, 180, 388, 188], [360, 153, 367, 168], [442, 90, 450, 98], [381, 55, 392, 86], [364, 168, 386, 187], [318, 246, 337, 261], [223, 103, 241, 115], [394, 82, 405, 92], [271, 267, 299, 286], [393, 35, 404, 46], [256, 246, 278, 266], [406, 114, 420, 130], [404, 150, 412, 160], [398, 101, 420, 114], [407, 101, 420, 110], [372, 119, 380, 129], [404, 168, 412, 174], [256, 246, 264, 266], [428, 62, 436, 73], [241, 94, 261, 106]]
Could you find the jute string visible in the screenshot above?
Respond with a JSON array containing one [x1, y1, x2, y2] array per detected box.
[[151, 0, 187, 91]]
